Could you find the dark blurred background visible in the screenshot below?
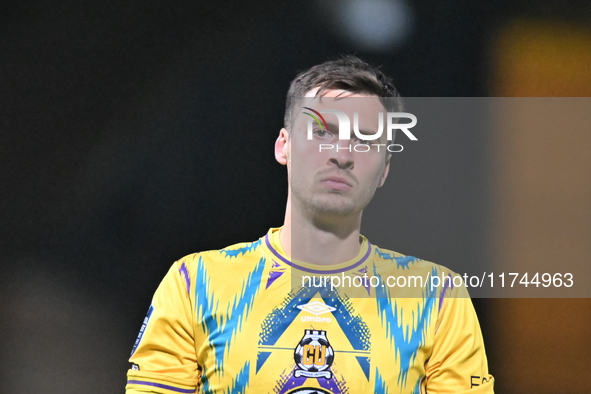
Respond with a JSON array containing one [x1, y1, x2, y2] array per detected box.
[[2, 1, 590, 393]]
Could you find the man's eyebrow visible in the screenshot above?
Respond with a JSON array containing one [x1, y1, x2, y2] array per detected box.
[[316, 122, 384, 140], [325, 121, 339, 131], [355, 128, 380, 137], [309, 121, 339, 131]]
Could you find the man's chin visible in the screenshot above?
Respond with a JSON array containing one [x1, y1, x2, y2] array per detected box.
[[307, 198, 361, 217]]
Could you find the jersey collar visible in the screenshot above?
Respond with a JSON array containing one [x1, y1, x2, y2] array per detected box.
[[264, 227, 372, 274]]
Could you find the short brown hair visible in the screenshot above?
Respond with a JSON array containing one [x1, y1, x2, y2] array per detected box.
[[284, 55, 403, 132]]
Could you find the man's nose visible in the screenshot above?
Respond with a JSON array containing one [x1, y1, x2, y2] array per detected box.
[[328, 139, 354, 169]]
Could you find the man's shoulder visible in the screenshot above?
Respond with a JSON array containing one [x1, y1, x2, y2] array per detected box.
[[175, 237, 266, 269], [371, 244, 457, 276], [370, 244, 469, 301]]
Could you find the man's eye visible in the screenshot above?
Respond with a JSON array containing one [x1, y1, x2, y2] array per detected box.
[[356, 138, 370, 145], [314, 129, 329, 137]]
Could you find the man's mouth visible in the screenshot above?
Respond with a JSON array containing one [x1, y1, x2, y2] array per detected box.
[[320, 176, 353, 191]]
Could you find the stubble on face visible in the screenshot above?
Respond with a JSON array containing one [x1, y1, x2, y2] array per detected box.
[[286, 141, 387, 218], [285, 90, 390, 221]]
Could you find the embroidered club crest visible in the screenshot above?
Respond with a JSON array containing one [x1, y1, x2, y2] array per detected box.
[[293, 330, 334, 379]]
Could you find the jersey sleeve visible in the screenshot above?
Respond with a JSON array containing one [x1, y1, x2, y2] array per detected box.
[[126, 261, 199, 394], [425, 282, 495, 393]]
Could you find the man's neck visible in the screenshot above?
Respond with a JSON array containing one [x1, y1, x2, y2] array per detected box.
[[280, 197, 363, 266]]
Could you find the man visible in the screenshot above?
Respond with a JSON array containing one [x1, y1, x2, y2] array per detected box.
[[126, 56, 494, 393]]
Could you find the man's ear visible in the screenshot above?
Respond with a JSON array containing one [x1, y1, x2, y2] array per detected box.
[[275, 128, 289, 165], [377, 153, 391, 188]]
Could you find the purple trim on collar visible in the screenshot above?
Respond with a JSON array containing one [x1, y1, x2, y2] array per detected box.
[[264, 233, 372, 274]]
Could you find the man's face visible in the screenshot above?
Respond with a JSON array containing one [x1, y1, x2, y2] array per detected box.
[[276, 89, 391, 217]]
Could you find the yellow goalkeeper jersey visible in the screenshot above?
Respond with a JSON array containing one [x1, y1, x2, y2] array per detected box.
[[126, 227, 494, 394]]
